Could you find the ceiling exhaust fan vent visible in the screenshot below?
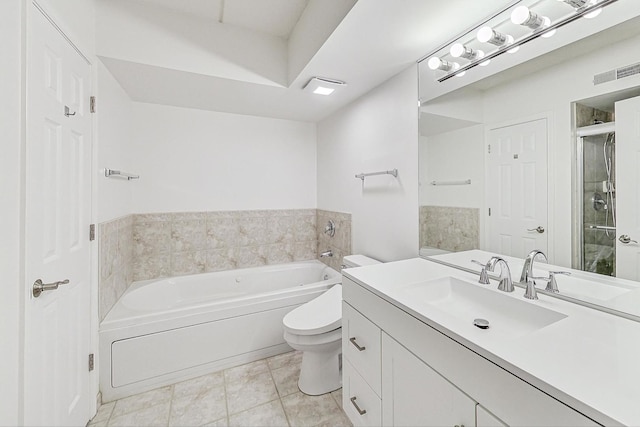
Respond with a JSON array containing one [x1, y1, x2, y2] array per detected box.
[[594, 62, 640, 85]]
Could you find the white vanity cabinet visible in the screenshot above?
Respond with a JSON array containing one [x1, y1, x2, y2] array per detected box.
[[342, 275, 600, 427], [382, 333, 476, 427]]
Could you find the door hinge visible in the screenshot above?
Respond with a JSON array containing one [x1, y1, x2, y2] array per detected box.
[[89, 353, 94, 371], [89, 224, 95, 241], [90, 96, 96, 113], [488, 208, 492, 216], [487, 144, 491, 154]]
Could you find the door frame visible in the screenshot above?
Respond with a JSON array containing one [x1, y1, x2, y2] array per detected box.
[[483, 111, 554, 263], [24, 1, 98, 422]]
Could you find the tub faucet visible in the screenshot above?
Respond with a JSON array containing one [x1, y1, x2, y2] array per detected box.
[[486, 256, 514, 292], [320, 250, 333, 258]]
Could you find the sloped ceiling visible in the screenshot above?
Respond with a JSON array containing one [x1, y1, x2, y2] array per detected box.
[[97, 0, 512, 122]]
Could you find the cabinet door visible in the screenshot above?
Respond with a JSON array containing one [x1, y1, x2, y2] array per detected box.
[[382, 333, 476, 427], [476, 404, 507, 427]]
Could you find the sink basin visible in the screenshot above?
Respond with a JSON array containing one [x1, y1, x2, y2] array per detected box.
[[401, 276, 567, 339]]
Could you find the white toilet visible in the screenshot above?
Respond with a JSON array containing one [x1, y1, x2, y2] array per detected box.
[[282, 255, 380, 395]]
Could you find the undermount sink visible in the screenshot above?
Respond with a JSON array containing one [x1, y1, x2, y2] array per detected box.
[[401, 276, 567, 339]]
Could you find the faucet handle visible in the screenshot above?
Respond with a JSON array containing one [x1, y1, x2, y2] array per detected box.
[[471, 260, 490, 285], [546, 271, 570, 293]]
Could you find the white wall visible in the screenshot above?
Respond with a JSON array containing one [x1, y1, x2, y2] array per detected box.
[[0, 2, 24, 424], [96, 61, 134, 223], [129, 103, 317, 213], [422, 124, 485, 208], [317, 66, 419, 262], [35, 0, 95, 57]]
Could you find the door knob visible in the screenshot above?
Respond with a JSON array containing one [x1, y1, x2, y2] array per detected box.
[[527, 226, 545, 234], [33, 278, 69, 298], [619, 235, 638, 244]]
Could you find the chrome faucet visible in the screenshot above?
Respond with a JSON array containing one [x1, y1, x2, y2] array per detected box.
[[520, 250, 547, 300], [320, 250, 333, 258], [520, 249, 547, 284], [486, 256, 514, 292]]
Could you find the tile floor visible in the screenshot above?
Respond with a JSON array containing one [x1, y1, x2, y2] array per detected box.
[[89, 351, 351, 427]]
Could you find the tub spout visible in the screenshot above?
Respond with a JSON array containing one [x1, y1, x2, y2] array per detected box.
[[320, 250, 333, 258]]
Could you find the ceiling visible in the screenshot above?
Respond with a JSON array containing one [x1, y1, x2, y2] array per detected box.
[[98, 0, 513, 122]]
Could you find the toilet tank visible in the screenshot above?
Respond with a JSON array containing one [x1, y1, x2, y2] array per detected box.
[[342, 255, 381, 269]]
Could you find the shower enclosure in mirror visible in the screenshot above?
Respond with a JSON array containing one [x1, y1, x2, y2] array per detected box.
[[575, 113, 616, 276]]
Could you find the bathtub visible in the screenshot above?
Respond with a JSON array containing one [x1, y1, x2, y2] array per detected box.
[[99, 260, 340, 402]]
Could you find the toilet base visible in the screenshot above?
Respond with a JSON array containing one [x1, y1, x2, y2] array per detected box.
[[298, 346, 342, 396]]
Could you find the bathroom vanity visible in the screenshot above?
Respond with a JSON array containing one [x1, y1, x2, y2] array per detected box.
[[342, 258, 640, 426]]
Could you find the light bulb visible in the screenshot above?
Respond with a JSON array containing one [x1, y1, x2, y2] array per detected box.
[[511, 6, 545, 29], [477, 27, 510, 46], [427, 57, 456, 72], [450, 43, 483, 61]]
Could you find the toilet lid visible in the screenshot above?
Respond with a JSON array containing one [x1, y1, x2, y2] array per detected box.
[[283, 285, 342, 336]]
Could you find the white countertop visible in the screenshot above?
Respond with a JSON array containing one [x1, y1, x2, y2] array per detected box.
[[343, 257, 640, 426], [429, 249, 640, 317]]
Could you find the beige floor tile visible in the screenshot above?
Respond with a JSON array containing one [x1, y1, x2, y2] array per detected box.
[[228, 400, 289, 427], [330, 389, 343, 409], [313, 411, 352, 427], [281, 392, 341, 427], [169, 384, 227, 427], [88, 419, 108, 427], [203, 418, 229, 427], [271, 363, 301, 397], [90, 401, 115, 424], [111, 386, 173, 418], [107, 401, 171, 427], [226, 371, 279, 415], [224, 359, 269, 383], [267, 351, 302, 371], [173, 371, 225, 400]]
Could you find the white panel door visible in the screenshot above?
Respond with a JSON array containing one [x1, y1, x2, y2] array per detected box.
[[615, 95, 640, 281], [487, 119, 548, 258], [24, 6, 92, 426]]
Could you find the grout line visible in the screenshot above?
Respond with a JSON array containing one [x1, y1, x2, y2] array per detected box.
[[165, 385, 174, 427]]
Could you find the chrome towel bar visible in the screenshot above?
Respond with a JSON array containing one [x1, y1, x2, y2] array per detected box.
[[430, 179, 471, 186], [105, 168, 140, 180], [355, 169, 398, 181]]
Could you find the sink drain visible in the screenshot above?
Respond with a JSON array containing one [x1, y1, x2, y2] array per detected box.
[[473, 318, 490, 329]]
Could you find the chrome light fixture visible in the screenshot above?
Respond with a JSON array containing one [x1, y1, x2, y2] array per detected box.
[[477, 26, 519, 53], [427, 57, 458, 72], [557, 0, 602, 18]]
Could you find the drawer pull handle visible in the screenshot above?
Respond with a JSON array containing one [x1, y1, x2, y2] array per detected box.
[[349, 337, 366, 351], [350, 396, 367, 415]]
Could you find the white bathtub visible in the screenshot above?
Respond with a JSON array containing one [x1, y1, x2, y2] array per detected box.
[[99, 260, 340, 402]]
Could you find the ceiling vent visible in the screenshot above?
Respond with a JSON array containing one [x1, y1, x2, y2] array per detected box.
[[594, 62, 640, 85]]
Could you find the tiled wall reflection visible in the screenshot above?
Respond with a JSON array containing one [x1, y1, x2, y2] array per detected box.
[[316, 210, 352, 272], [98, 216, 134, 321], [419, 206, 479, 252]]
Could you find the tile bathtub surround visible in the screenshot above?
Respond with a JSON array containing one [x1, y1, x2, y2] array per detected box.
[[88, 351, 351, 427], [132, 209, 318, 282], [99, 215, 134, 321], [316, 210, 352, 272], [420, 205, 479, 252]]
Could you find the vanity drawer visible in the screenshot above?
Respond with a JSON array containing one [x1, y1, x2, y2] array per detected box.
[[343, 302, 381, 395], [343, 359, 382, 427]]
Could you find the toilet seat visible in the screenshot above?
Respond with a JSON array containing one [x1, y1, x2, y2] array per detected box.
[[283, 285, 342, 336]]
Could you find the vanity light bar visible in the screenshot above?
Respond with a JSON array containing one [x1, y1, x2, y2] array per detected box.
[[436, 0, 618, 83]]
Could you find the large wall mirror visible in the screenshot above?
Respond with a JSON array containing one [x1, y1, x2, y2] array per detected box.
[[418, 0, 640, 319]]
